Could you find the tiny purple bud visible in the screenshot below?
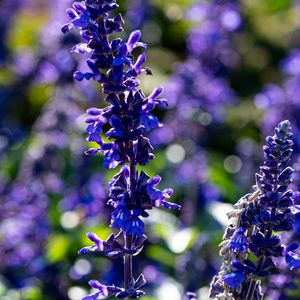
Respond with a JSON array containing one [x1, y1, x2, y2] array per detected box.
[[114, 13, 124, 25], [78, 247, 90, 255], [73, 2, 86, 14], [61, 24, 70, 33], [73, 71, 84, 81], [85, 148, 100, 156], [87, 107, 102, 116], [163, 188, 173, 197], [149, 175, 161, 186], [127, 30, 141, 52], [89, 280, 104, 289], [87, 232, 104, 251], [66, 8, 77, 19], [149, 86, 163, 101], [85, 116, 101, 123], [133, 53, 146, 75], [87, 232, 101, 243]]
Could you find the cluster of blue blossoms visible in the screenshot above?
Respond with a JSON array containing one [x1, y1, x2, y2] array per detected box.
[[210, 120, 300, 300], [62, 0, 180, 298]]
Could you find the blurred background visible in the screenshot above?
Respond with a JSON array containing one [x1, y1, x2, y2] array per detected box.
[[1, 0, 300, 299]]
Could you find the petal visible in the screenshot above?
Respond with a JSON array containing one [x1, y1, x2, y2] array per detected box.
[[133, 53, 146, 75], [71, 13, 90, 28], [78, 245, 98, 255], [88, 132, 102, 143], [149, 86, 163, 100], [127, 30, 141, 52], [113, 56, 130, 66], [85, 148, 100, 156], [229, 227, 249, 252], [161, 200, 181, 210], [134, 274, 146, 289], [287, 242, 299, 252], [163, 188, 173, 197], [123, 216, 144, 237], [222, 271, 244, 288], [73, 2, 86, 14], [86, 107, 102, 116], [140, 113, 161, 131], [73, 71, 93, 81], [66, 8, 77, 19], [286, 251, 300, 270], [86, 232, 104, 251], [111, 209, 131, 230], [103, 149, 120, 169]]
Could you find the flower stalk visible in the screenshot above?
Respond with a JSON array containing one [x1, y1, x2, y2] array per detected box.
[[62, 0, 180, 298], [210, 120, 300, 300]]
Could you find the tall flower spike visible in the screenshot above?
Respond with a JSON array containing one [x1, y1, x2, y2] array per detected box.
[[62, 0, 180, 298], [253, 48, 300, 298], [209, 120, 300, 300]]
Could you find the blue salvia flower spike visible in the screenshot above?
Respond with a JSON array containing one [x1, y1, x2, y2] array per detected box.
[[210, 120, 300, 300], [62, 0, 180, 298]]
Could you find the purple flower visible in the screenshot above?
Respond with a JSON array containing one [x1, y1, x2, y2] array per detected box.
[[229, 227, 249, 252], [83, 274, 146, 299], [82, 280, 123, 299], [62, 1, 149, 94], [255, 50, 300, 151], [125, 0, 149, 29], [222, 260, 245, 289], [107, 166, 178, 236], [284, 243, 300, 270], [78, 231, 146, 257], [210, 121, 300, 299], [84, 89, 167, 169], [186, 1, 241, 70], [62, 0, 180, 297]]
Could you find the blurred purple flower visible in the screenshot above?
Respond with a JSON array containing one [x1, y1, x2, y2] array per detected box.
[[255, 50, 300, 150], [150, 0, 241, 230], [186, 0, 241, 70], [126, 0, 149, 29], [0, 1, 108, 287]]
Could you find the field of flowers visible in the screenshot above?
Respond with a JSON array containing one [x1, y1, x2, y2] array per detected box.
[[1, 0, 300, 299]]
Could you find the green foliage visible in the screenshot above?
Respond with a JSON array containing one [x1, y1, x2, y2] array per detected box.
[[46, 234, 71, 263], [264, 0, 291, 13], [209, 153, 236, 200], [8, 10, 48, 50], [146, 245, 176, 268], [22, 286, 42, 300]]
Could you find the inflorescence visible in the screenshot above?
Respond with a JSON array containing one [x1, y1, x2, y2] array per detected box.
[[210, 120, 300, 300], [62, 0, 180, 298]]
